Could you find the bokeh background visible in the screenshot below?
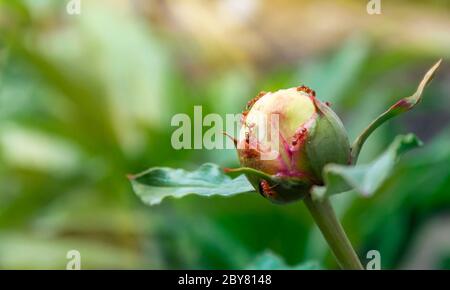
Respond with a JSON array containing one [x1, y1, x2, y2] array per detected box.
[[0, 0, 449, 269]]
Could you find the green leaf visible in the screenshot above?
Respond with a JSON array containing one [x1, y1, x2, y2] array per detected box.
[[312, 134, 422, 201], [351, 59, 442, 163], [129, 163, 255, 205], [246, 251, 321, 270]]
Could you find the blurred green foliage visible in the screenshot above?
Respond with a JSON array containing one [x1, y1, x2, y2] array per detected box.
[[0, 0, 449, 269]]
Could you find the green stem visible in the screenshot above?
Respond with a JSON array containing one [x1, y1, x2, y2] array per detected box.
[[304, 195, 363, 270]]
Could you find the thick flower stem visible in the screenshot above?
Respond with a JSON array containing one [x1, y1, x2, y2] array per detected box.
[[304, 195, 363, 270]]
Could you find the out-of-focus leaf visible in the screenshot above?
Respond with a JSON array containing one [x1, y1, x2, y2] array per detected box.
[[129, 163, 254, 206], [246, 251, 321, 270], [295, 36, 370, 106], [351, 59, 442, 162], [312, 134, 422, 201], [399, 215, 450, 270], [158, 215, 252, 269], [0, 233, 144, 269]]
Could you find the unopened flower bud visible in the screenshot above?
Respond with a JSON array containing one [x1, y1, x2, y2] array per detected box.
[[237, 86, 350, 203]]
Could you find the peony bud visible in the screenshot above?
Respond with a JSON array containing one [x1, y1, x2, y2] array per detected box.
[[237, 86, 350, 204]]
